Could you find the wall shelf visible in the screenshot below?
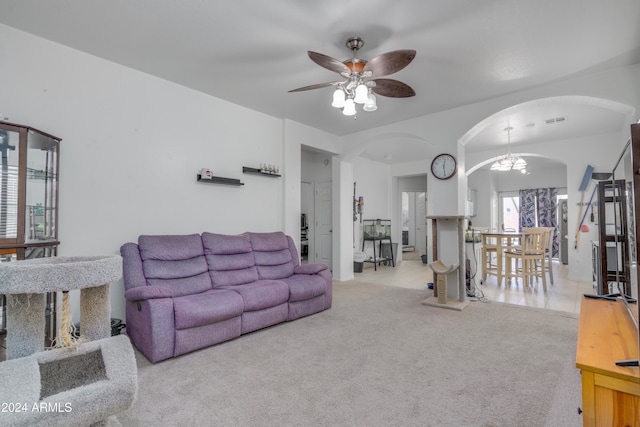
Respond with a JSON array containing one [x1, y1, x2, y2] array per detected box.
[[197, 174, 244, 186], [242, 166, 281, 178]]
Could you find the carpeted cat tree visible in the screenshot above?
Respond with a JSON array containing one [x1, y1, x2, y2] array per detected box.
[[0, 255, 137, 427]]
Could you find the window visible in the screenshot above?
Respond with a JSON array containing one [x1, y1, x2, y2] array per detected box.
[[499, 193, 520, 231]]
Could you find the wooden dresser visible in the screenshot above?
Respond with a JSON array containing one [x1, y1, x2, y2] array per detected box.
[[576, 296, 640, 426]]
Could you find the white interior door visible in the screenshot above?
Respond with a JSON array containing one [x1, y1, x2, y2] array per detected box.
[[314, 181, 332, 269]]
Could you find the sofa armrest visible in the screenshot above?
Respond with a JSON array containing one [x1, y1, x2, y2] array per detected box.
[[294, 263, 328, 275], [125, 286, 173, 301], [121, 242, 147, 290]]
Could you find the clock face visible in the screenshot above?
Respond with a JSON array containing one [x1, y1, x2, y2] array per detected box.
[[431, 154, 457, 180]]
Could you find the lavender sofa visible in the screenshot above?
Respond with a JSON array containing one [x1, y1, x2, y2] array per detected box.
[[120, 231, 332, 363]]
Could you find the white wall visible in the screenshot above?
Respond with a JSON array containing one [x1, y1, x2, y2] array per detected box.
[[2, 22, 639, 322], [352, 156, 391, 258], [341, 64, 639, 282], [466, 169, 493, 229], [335, 159, 355, 280], [0, 25, 336, 320], [352, 156, 391, 219], [301, 150, 332, 183], [494, 167, 567, 193]]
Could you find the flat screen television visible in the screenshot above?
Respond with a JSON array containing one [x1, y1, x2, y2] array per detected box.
[[609, 122, 640, 367]]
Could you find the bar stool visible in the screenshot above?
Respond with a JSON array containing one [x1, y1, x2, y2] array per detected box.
[[540, 226, 555, 285], [505, 228, 549, 290], [481, 234, 498, 282]]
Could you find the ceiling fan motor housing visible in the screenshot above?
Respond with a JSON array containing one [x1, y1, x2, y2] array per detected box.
[[344, 37, 367, 72]]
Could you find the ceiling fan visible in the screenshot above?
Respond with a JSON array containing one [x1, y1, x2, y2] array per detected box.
[[288, 36, 416, 116]]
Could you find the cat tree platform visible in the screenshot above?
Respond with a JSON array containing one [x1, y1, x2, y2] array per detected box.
[[0, 335, 136, 427], [0, 256, 122, 359], [0, 255, 137, 427]]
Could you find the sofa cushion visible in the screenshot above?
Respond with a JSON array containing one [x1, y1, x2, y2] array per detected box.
[[139, 234, 204, 260], [221, 280, 289, 311], [202, 232, 252, 255], [145, 273, 212, 298], [281, 274, 327, 302], [203, 232, 259, 286], [208, 268, 259, 287], [143, 258, 209, 280], [173, 289, 244, 330], [139, 234, 211, 297], [250, 232, 295, 280]]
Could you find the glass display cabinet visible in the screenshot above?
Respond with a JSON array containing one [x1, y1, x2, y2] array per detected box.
[[0, 121, 60, 344]]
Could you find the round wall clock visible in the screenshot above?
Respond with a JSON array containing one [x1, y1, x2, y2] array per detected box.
[[431, 153, 457, 180]]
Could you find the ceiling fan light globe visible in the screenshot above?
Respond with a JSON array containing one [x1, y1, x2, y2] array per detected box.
[[363, 93, 377, 111], [354, 84, 368, 104], [332, 89, 346, 108], [343, 98, 356, 116], [497, 158, 513, 171]]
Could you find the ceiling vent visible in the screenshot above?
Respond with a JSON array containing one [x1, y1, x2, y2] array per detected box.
[[545, 116, 567, 124]]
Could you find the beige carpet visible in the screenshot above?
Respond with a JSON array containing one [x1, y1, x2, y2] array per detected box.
[[118, 281, 582, 427]]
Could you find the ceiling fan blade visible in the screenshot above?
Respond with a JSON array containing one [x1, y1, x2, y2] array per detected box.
[[371, 79, 416, 98], [288, 81, 340, 93], [363, 50, 416, 77], [308, 51, 351, 76]]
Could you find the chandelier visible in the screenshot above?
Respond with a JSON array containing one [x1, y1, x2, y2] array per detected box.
[[490, 126, 527, 173]]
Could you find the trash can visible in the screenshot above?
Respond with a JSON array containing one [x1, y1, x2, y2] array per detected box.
[[354, 251, 366, 273], [380, 243, 398, 266]]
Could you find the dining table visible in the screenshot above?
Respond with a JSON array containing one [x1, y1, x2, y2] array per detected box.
[[480, 231, 522, 284]]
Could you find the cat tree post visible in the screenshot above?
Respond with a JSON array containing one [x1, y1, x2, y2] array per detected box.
[[6, 293, 46, 358], [80, 284, 111, 341]]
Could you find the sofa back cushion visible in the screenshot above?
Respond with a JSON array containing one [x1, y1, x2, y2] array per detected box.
[[202, 232, 259, 287], [138, 234, 211, 297], [250, 232, 295, 280]]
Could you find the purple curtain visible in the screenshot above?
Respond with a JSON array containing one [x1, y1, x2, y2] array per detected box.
[[518, 188, 558, 257], [519, 189, 537, 230], [537, 188, 558, 257]]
